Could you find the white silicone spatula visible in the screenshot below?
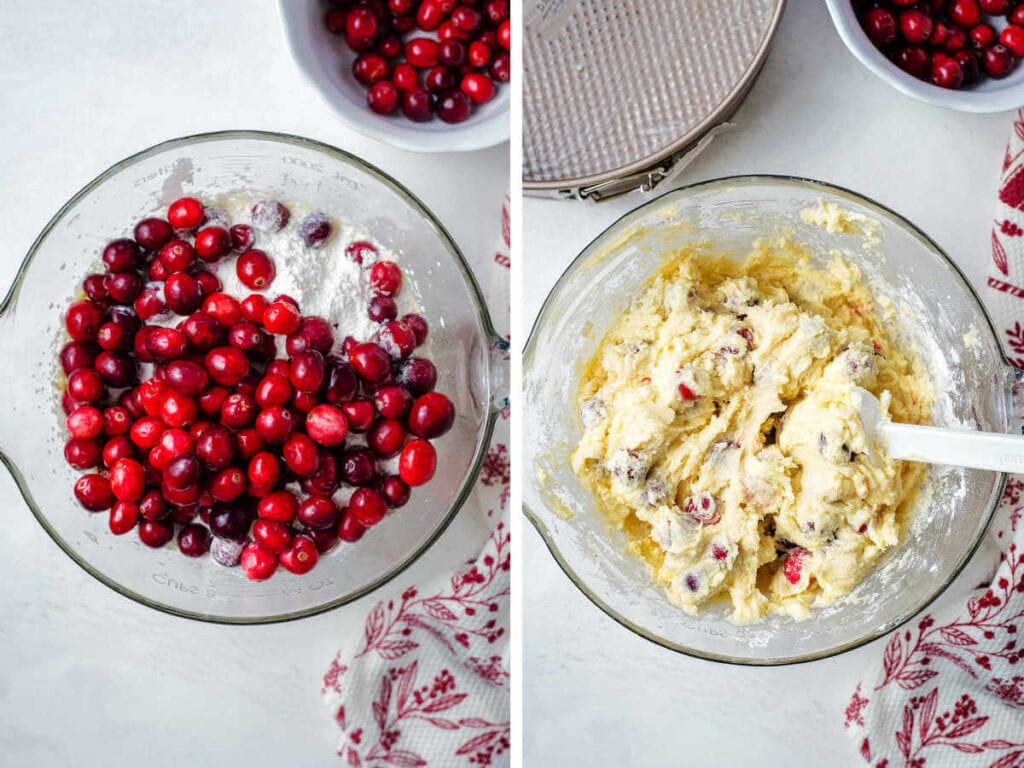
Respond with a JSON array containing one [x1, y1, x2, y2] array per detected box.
[[854, 386, 1024, 474]]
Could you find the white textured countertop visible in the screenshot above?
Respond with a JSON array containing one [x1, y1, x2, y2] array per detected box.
[[523, 3, 1014, 766], [0, 2, 507, 765]]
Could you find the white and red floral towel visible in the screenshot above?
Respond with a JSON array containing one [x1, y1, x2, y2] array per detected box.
[[321, 193, 511, 767], [844, 115, 1024, 767]]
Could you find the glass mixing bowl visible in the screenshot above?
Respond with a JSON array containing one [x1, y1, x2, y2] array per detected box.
[[0, 131, 508, 624], [524, 175, 1015, 665]]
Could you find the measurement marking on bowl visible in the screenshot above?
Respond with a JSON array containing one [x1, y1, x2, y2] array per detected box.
[[133, 163, 179, 187], [678, 618, 731, 638], [282, 155, 323, 172], [152, 572, 200, 595], [1000, 454, 1024, 466]]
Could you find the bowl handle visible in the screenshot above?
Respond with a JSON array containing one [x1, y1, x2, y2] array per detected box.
[[488, 335, 510, 413]]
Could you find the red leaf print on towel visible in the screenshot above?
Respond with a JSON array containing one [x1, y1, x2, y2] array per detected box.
[[986, 676, 1024, 708], [994, 232, 1010, 276], [1001, 219, 1024, 237], [480, 445, 509, 488], [846, 685, 870, 728], [1006, 324, 1024, 369], [1001, 166, 1024, 213]]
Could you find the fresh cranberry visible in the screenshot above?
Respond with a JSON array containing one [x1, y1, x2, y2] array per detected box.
[[102, 406, 132, 437], [239, 294, 268, 324], [139, 380, 169, 416], [174, 523, 210, 557], [370, 261, 402, 296], [349, 342, 391, 382], [438, 19, 468, 41], [955, 49, 982, 83], [368, 419, 406, 457], [392, 62, 420, 92], [374, 385, 413, 419], [164, 273, 202, 315], [198, 386, 229, 416], [107, 272, 143, 304], [341, 399, 377, 432], [255, 405, 297, 444], [971, 22, 996, 49], [1001, 24, 1024, 56], [426, 65, 456, 93], [248, 199, 288, 233], [146, 327, 187, 360], [220, 392, 257, 429], [287, 350, 323, 393], [263, 301, 302, 335], [297, 496, 338, 529], [128, 415, 163, 449], [236, 249, 276, 290], [138, 519, 173, 548], [489, 51, 510, 82], [984, 43, 1015, 77], [399, 439, 436, 486], [208, 501, 252, 539], [61, 341, 98, 374], [254, 374, 291, 409], [75, 473, 114, 511], [258, 489, 299, 523], [405, 37, 441, 67], [302, 452, 339, 496], [205, 346, 250, 386], [949, 0, 981, 28], [194, 226, 232, 261], [163, 359, 209, 396], [148, 257, 170, 282], [341, 446, 377, 486], [164, 454, 201, 491], [110, 457, 146, 501], [182, 312, 224, 350], [298, 212, 333, 248], [452, 5, 481, 31], [247, 450, 281, 488], [283, 433, 321, 476], [354, 52, 391, 85], [82, 274, 109, 305], [134, 286, 168, 322], [67, 368, 105, 403], [167, 197, 205, 230], [227, 320, 265, 354], [253, 518, 291, 554], [460, 72, 496, 104], [118, 388, 144, 419], [468, 40, 492, 68], [295, 316, 335, 354], [325, 361, 360, 403], [193, 423, 233, 471], [109, 501, 139, 534], [195, 271, 221, 295], [157, 427, 195, 461], [203, 293, 244, 327], [1012, 2, 1024, 24], [338, 511, 366, 542], [436, 90, 472, 123], [403, 88, 434, 121], [230, 224, 255, 251], [279, 535, 319, 574], [66, 300, 105, 342], [305, 404, 349, 446], [134, 217, 173, 250], [67, 405, 104, 440], [159, 239, 197, 272], [417, 0, 444, 30], [350, 486, 388, 526], [103, 435, 136, 468], [378, 320, 417, 359], [397, 357, 437, 394], [980, 0, 1010, 12], [210, 466, 247, 502], [381, 475, 411, 507], [64, 437, 102, 469], [367, 295, 397, 323], [240, 543, 278, 581], [103, 238, 143, 272], [368, 80, 400, 114]]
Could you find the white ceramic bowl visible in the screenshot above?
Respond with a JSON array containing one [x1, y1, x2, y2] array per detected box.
[[826, 0, 1024, 113], [278, 1, 510, 152]]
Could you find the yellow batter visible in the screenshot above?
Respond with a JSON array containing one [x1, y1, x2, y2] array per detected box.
[[570, 239, 931, 623]]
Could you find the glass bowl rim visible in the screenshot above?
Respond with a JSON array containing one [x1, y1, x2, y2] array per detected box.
[[522, 173, 1009, 666], [2, 129, 504, 625]]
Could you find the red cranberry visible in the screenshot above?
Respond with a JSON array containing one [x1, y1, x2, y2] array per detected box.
[[452, 5, 481, 31], [208, 501, 252, 539], [955, 49, 982, 83], [392, 63, 420, 92], [258, 490, 299, 523], [325, 361, 360, 403], [164, 273, 202, 314], [1012, 2, 1024, 24], [82, 274, 109, 305], [134, 218, 173, 250], [436, 90, 472, 123], [61, 341, 98, 374], [438, 19, 469, 41], [194, 226, 231, 262], [230, 224, 255, 251], [263, 301, 301, 335], [400, 439, 436, 486], [279, 535, 319, 574], [368, 419, 406, 457], [354, 52, 391, 85], [380, 32, 402, 57], [140, 378, 168, 415], [397, 357, 437, 394], [221, 392, 257, 429], [338, 510, 366, 542], [984, 43, 1015, 78], [302, 452, 339, 496], [341, 446, 377, 486], [864, 7, 898, 46], [248, 199, 288, 233], [182, 312, 224, 350], [103, 239, 142, 272], [298, 496, 339, 529], [945, 26, 968, 52], [468, 40, 492, 68], [205, 346, 250, 386], [239, 294, 268, 324], [374, 385, 413, 419], [980, 0, 1010, 12], [240, 543, 279, 581], [195, 271, 221, 295], [164, 359, 209, 396], [368, 80, 400, 114], [298, 212, 333, 249], [290, 350, 326, 392], [489, 51, 510, 82], [440, 39, 466, 67], [971, 23, 996, 49], [176, 523, 211, 557], [75, 473, 114, 511], [194, 423, 234, 471], [378, 320, 417, 359], [381, 475, 411, 507], [103, 406, 132, 436], [370, 261, 402, 296], [107, 272, 143, 304], [109, 501, 139, 534], [157, 427, 194, 462], [256, 374, 293, 409], [210, 467, 247, 502], [949, 0, 981, 28], [139, 519, 173, 548], [67, 368, 104, 403], [159, 240, 196, 272], [129, 415, 164, 449], [203, 292, 243, 327], [899, 9, 933, 44], [64, 437, 102, 469], [247, 450, 281, 488], [148, 257, 170, 281], [1001, 24, 1024, 56], [237, 249, 276, 290], [296, 316, 334, 354], [349, 342, 391, 382], [253, 518, 291, 554], [109, 304, 140, 331], [485, 0, 509, 21], [110, 457, 146, 501], [368, 295, 398, 322], [164, 454, 201, 491], [103, 435, 137, 468], [167, 197, 205, 230], [417, 0, 444, 30], [95, 351, 138, 387], [341, 398, 377, 432], [283, 433, 321, 476], [405, 37, 441, 67], [403, 88, 433, 121], [349, 486, 388, 527], [255, 405, 297, 444], [346, 5, 379, 39], [497, 18, 510, 49], [227, 321, 265, 354], [147, 327, 188, 360], [134, 286, 168, 322], [305, 404, 349, 446], [460, 73, 496, 104], [66, 300, 105, 342]]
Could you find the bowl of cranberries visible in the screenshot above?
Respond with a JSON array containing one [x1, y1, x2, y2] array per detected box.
[[828, 0, 1024, 111], [279, 0, 510, 152], [4, 130, 508, 623]]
